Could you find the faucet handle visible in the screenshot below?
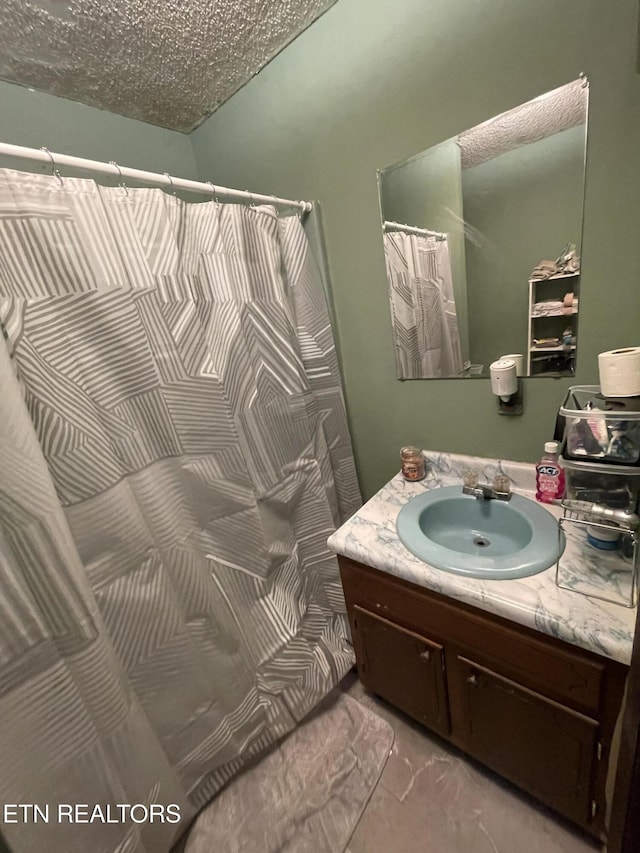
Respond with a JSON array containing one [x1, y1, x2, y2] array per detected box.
[[463, 468, 479, 488], [493, 474, 511, 494]]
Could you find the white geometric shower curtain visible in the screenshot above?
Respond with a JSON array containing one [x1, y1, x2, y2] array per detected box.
[[384, 231, 463, 378], [0, 169, 361, 853]]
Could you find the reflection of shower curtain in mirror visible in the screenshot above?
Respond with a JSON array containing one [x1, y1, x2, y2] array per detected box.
[[384, 232, 463, 378]]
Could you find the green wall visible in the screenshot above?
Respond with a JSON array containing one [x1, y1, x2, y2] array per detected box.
[[463, 125, 586, 372], [191, 0, 640, 498], [2, 1, 640, 502], [0, 81, 197, 178]]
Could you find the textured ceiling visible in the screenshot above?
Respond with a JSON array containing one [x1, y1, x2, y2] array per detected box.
[[0, 0, 337, 132], [459, 78, 588, 169]]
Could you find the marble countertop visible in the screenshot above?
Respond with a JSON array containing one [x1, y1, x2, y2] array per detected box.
[[328, 451, 637, 666]]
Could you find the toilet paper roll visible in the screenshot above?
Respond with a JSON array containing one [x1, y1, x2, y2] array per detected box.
[[500, 354, 524, 376], [598, 347, 640, 397]]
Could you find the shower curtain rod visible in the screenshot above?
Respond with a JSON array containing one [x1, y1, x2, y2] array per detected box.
[[383, 220, 446, 241], [0, 142, 313, 213]]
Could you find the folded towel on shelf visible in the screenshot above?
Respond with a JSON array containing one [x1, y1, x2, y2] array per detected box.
[[530, 261, 561, 280], [531, 300, 565, 317], [529, 244, 581, 280]]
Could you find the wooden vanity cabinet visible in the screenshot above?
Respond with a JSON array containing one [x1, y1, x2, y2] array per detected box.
[[353, 605, 449, 736], [339, 555, 628, 839]]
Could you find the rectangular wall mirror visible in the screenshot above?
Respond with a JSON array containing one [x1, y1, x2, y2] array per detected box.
[[378, 77, 589, 380]]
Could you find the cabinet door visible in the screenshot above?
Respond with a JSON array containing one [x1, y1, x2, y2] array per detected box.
[[456, 656, 598, 827], [352, 605, 449, 736]]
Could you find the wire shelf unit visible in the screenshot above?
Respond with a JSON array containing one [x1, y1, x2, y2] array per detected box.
[[556, 504, 638, 608]]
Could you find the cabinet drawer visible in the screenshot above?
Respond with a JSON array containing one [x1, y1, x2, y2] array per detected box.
[[339, 556, 606, 715], [456, 656, 598, 827], [352, 606, 449, 737]]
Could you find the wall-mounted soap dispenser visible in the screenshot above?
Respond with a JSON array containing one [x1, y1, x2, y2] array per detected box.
[[490, 358, 524, 415]]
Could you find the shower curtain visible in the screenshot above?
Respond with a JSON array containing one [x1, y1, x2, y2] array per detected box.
[[384, 231, 463, 378], [0, 169, 361, 853]]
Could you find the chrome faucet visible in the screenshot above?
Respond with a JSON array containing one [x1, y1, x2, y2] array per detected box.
[[462, 470, 512, 501]]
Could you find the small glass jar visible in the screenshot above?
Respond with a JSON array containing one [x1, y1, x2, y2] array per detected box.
[[400, 446, 426, 481]]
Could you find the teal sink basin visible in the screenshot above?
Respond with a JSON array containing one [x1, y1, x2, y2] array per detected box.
[[396, 485, 564, 579]]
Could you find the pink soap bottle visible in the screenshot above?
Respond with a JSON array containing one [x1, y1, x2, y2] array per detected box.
[[535, 441, 565, 504]]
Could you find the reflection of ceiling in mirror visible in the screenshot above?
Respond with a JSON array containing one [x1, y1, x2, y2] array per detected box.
[[459, 78, 588, 169]]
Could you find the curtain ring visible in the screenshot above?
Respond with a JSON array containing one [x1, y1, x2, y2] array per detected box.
[[206, 181, 221, 204], [109, 160, 128, 196], [245, 190, 256, 209], [163, 172, 178, 202], [40, 146, 63, 186]]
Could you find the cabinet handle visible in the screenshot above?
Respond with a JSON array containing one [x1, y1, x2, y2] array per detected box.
[[419, 650, 431, 662], [467, 673, 480, 686]]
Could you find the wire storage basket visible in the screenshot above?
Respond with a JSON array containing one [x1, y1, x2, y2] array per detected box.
[[556, 503, 638, 608]]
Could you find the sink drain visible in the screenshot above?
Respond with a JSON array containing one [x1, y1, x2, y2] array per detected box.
[[473, 535, 490, 548]]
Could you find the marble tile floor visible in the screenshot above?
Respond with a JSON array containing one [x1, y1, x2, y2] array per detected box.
[[340, 670, 601, 853], [173, 671, 602, 853]]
